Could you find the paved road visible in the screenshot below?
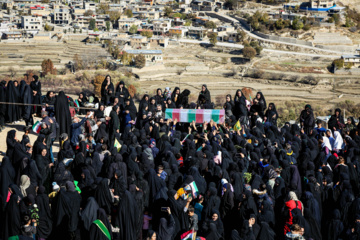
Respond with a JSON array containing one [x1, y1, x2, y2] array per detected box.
[[179, 39, 340, 58], [205, 12, 353, 55]]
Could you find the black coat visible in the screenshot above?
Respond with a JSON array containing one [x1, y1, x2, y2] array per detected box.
[[6, 80, 20, 122], [55, 91, 72, 136]]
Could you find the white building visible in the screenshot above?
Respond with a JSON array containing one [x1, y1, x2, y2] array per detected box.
[[118, 18, 142, 31], [84, 2, 96, 12], [54, 8, 71, 25], [153, 19, 172, 35], [21, 15, 42, 34]]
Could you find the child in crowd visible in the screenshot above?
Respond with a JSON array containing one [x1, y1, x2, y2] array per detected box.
[[194, 195, 204, 221], [21, 215, 37, 238], [143, 209, 152, 238]]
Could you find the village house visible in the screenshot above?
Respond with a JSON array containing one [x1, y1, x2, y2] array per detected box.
[[169, 27, 188, 38], [1, 31, 22, 39], [21, 15, 42, 32], [124, 49, 163, 65], [149, 36, 169, 47], [118, 18, 142, 31], [341, 49, 360, 68], [188, 26, 207, 39], [130, 35, 150, 49], [153, 18, 172, 35], [53, 8, 71, 24]]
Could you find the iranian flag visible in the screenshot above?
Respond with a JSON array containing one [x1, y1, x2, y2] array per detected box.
[[181, 230, 195, 240], [74, 99, 80, 108], [32, 121, 42, 134], [165, 109, 225, 124], [189, 181, 199, 198]]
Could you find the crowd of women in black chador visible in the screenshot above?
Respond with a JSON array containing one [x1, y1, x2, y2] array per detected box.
[[0, 75, 42, 131], [2, 75, 360, 240]]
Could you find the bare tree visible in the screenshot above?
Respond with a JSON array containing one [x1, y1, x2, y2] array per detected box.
[[8, 67, 16, 79]]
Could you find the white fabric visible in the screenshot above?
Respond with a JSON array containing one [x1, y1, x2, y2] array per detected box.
[[321, 137, 332, 151], [104, 106, 112, 117], [333, 131, 344, 150]]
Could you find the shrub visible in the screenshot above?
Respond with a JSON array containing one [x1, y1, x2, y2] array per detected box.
[[303, 24, 311, 31], [94, 75, 104, 97], [134, 54, 146, 68], [41, 59, 57, 75], [140, 30, 153, 38], [344, 62, 354, 69], [242, 46, 256, 59], [128, 84, 137, 97], [125, 9, 133, 18], [129, 25, 138, 34], [44, 23, 51, 31], [208, 32, 218, 45], [241, 87, 253, 99], [205, 21, 217, 29], [292, 18, 304, 30], [332, 58, 344, 69]]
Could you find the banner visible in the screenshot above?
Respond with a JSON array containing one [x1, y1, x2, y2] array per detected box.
[[165, 109, 225, 124]]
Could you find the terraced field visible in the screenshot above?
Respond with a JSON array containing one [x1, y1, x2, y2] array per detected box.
[[0, 40, 111, 74]]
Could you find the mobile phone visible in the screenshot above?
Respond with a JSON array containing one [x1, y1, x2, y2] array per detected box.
[[161, 207, 168, 212]]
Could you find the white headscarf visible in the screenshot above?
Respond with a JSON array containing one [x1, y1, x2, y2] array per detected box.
[[326, 129, 334, 138], [20, 175, 30, 197], [321, 137, 332, 151], [333, 131, 343, 150]]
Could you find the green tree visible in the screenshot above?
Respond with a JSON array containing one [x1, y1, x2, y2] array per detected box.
[[80, 29, 82, 33], [95, 36, 100, 41], [84, 10, 93, 16], [292, 18, 304, 30], [345, 17, 354, 27], [250, 41, 262, 55], [205, 21, 217, 29], [185, 20, 192, 26], [120, 52, 132, 65], [141, 30, 153, 38], [275, 19, 285, 29], [172, 13, 182, 18], [224, 0, 238, 10], [113, 46, 120, 59], [106, 21, 111, 31], [164, 7, 172, 17], [125, 9, 133, 18], [63, 29, 67, 34], [303, 24, 311, 31], [73, 28, 76, 33], [44, 23, 51, 31], [236, 29, 246, 43], [332, 14, 340, 25], [242, 46, 256, 59], [129, 25, 138, 34], [97, 3, 109, 14], [89, 19, 96, 30], [208, 32, 217, 46], [109, 11, 121, 25], [332, 58, 344, 69], [250, 18, 260, 31], [134, 54, 146, 68]]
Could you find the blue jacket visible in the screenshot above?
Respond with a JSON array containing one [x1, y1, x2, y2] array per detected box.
[[71, 117, 87, 146]]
